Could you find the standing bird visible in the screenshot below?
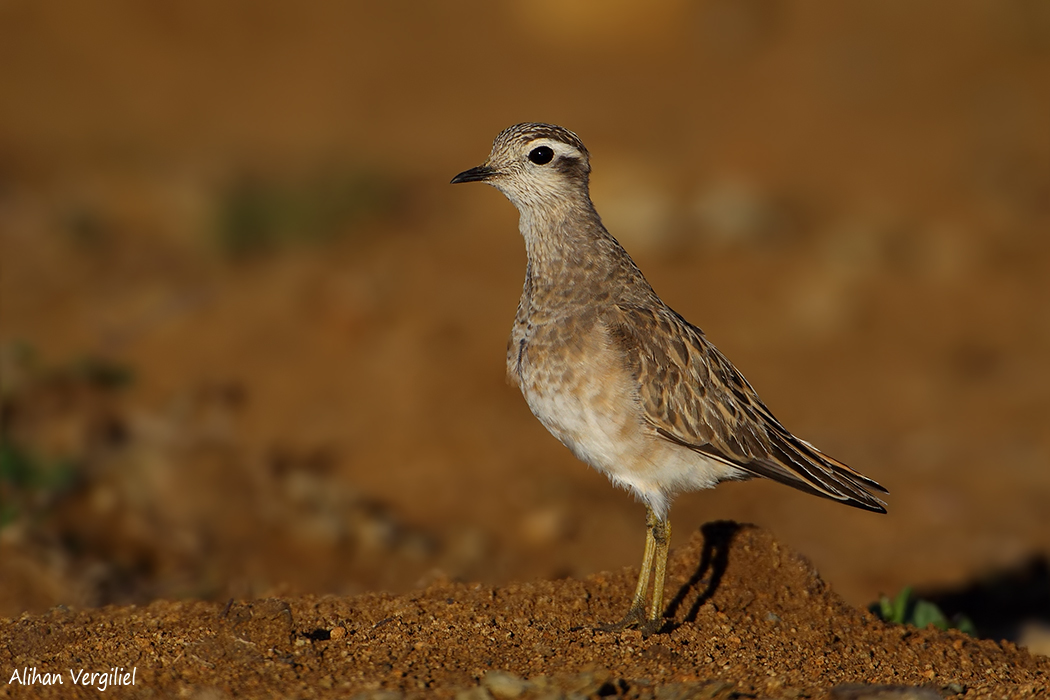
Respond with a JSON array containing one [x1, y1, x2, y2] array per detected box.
[[451, 123, 887, 635]]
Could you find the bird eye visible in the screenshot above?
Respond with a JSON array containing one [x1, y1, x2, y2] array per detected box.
[[528, 146, 554, 165]]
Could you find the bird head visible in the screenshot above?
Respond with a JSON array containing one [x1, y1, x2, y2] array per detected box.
[[451, 123, 591, 212]]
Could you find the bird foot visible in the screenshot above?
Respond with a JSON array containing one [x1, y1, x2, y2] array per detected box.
[[595, 608, 666, 637]]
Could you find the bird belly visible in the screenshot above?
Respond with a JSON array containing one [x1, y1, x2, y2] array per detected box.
[[516, 330, 742, 518]]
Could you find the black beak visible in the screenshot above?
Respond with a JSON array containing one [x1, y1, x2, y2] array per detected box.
[[450, 165, 495, 184]]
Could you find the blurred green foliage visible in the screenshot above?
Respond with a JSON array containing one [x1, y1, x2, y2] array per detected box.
[[67, 355, 135, 390], [1, 342, 133, 398], [214, 167, 401, 257], [0, 440, 77, 528], [871, 586, 977, 636], [0, 342, 133, 529]]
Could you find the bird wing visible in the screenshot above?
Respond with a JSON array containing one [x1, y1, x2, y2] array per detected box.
[[607, 303, 888, 513]]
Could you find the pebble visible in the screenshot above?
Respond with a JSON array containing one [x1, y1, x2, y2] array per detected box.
[[482, 670, 527, 698]]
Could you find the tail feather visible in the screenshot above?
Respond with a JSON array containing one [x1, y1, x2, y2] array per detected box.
[[756, 431, 888, 512]]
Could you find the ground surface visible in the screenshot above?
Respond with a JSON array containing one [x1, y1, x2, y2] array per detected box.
[[2, 1, 1050, 697], [4, 526, 1048, 699]]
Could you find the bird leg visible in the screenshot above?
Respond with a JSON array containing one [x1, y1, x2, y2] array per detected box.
[[623, 508, 659, 624], [599, 506, 671, 635], [645, 512, 671, 635]]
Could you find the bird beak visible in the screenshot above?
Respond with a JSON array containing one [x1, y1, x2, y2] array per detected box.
[[450, 164, 496, 184]]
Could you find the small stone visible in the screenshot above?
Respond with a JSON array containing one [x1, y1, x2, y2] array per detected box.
[[351, 692, 403, 700], [831, 684, 942, 700], [1018, 620, 1050, 656], [482, 670, 527, 699], [329, 625, 347, 640], [656, 680, 733, 700], [454, 687, 493, 700]]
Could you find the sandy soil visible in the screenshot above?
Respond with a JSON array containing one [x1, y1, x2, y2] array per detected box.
[[4, 526, 1048, 699], [2, 1, 1050, 698]]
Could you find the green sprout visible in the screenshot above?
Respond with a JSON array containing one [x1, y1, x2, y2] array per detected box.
[[870, 587, 976, 636], [0, 439, 78, 529]]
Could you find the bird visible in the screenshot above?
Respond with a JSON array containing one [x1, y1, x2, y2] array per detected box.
[[451, 123, 887, 635]]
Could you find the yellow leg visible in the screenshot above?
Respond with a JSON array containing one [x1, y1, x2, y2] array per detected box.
[[629, 508, 658, 612], [643, 516, 671, 635], [600, 506, 670, 635]]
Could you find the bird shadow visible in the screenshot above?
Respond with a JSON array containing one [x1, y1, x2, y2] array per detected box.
[[662, 520, 745, 630]]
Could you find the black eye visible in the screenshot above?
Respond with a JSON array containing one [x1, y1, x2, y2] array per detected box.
[[528, 146, 554, 165]]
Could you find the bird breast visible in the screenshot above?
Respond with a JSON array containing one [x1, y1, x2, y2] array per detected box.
[[508, 308, 746, 518], [515, 313, 640, 462]]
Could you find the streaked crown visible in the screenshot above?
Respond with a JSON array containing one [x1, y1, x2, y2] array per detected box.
[[451, 122, 592, 210]]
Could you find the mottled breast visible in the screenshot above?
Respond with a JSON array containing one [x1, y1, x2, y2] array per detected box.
[[511, 310, 645, 472]]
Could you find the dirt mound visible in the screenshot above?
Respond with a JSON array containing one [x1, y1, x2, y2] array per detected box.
[[3, 524, 1046, 699]]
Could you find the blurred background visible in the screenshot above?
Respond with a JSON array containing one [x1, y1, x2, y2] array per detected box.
[[1, 0, 1048, 644]]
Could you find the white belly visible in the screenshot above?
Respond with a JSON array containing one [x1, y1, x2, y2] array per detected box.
[[517, 336, 742, 519]]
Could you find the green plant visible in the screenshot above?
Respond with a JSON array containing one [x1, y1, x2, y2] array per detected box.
[[0, 438, 78, 528], [870, 586, 977, 636], [67, 355, 135, 390], [214, 167, 401, 257], [1, 342, 134, 395], [0, 343, 128, 528]]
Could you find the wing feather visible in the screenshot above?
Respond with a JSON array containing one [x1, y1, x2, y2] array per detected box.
[[608, 303, 888, 513]]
